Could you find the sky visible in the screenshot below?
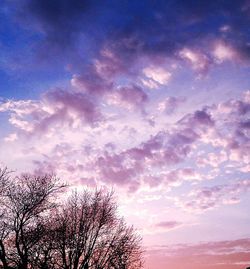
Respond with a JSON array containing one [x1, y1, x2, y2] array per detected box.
[[0, 0, 250, 268]]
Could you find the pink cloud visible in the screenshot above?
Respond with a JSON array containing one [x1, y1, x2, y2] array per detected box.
[[197, 150, 228, 168], [177, 179, 250, 213], [0, 89, 102, 136], [70, 47, 134, 96], [206, 93, 250, 165], [143, 220, 184, 235], [97, 153, 142, 189], [146, 238, 250, 269], [45, 89, 102, 124], [106, 84, 148, 112], [155, 220, 182, 229], [179, 48, 211, 73], [215, 98, 250, 117], [94, 129, 195, 190], [95, 108, 214, 190], [141, 66, 172, 89], [178, 39, 248, 76], [71, 72, 111, 96], [212, 41, 240, 63], [144, 168, 201, 188], [29, 91, 247, 194], [157, 96, 186, 114], [94, 48, 126, 78], [185, 109, 214, 127], [3, 91, 248, 198]]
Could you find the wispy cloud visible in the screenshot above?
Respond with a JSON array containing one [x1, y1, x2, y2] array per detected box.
[[146, 238, 250, 269]]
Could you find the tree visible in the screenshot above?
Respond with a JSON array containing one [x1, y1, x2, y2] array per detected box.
[[49, 190, 143, 269], [0, 168, 143, 269], [0, 168, 65, 269]]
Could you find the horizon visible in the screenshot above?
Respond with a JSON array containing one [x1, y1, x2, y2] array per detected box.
[[0, 0, 250, 268]]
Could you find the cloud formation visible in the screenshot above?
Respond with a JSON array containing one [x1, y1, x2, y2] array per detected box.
[[157, 96, 186, 115], [0, 89, 102, 135], [1, 91, 249, 198], [146, 238, 250, 269], [177, 179, 250, 213], [4, 0, 249, 77], [142, 66, 172, 89], [106, 85, 148, 112]]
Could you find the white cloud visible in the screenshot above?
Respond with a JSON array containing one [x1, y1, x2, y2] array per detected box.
[[179, 48, 210, 73], [142, 66, 172, 89], [213, 41, 238, 63]]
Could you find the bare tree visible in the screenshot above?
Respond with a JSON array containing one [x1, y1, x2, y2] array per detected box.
[[49, 190, 143, 269], [0, 168, 65, 269], [0, 168, 143, 269], [0, 168, 12, 269]]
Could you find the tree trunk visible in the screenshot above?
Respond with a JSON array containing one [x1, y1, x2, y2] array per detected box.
[[0, 240, 9, 269]]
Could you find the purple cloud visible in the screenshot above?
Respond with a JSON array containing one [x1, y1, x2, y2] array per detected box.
[[2, 92, 248, 196], [0, 88, 102, 136], [8, 0, 250, 75], [154, 221, 182, 230], [177, 179, 250, 213], [106, 85, 148, 112], [146, 238, 250, 269], [95, 108, 214, 190], [71, 70, 112, 96], [158, 96, 186, 115]]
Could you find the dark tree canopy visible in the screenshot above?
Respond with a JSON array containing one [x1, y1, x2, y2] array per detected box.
[[0, 168, 143, 269]]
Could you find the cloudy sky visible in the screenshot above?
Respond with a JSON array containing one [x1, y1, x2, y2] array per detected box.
[[0, 1, 250, 268]]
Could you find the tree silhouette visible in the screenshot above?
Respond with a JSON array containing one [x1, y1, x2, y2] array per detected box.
[[0, 168, 65, 269], [0, 168, 143, 269], [49, 191, 142, 269]]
